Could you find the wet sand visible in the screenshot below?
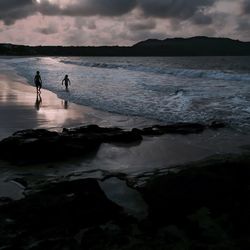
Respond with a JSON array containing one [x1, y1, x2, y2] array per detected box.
[[0, 73, 88, 139], [0, 72, 156, 140]]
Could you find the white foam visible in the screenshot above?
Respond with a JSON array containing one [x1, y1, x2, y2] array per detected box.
[[60, 59, 250, 82]]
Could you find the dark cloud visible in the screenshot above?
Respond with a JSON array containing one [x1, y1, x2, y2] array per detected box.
[[236, 18, 250, 40], [137, 0, 216, 20], [234, 17, 250, 41], [75, 18, 97, 30], [0, 0, 137, 25], [35, 23, 58, 35], [82, 0, 137, 16], [0, 0, 218, 26], [38, 0, 136, 17], [127, 19, 156, 31], [0, 0, 32, 11], [242, 0, 250, 14], [64, 31, 85, 46], [87, 21, 97, 30], [0, 0, 35, 25], [192, 11, 212, 25], [36, 1, 62, 16]]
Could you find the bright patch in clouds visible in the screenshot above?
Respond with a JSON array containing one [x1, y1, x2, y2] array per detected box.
[[36, 0, 77, 6]]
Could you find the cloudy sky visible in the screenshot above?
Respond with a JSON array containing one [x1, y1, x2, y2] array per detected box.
[[0, 0, 250, 46]]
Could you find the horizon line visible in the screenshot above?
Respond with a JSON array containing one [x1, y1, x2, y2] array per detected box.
[[1, 36, 249, 48]]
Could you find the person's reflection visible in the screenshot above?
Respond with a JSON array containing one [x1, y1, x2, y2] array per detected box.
[[35, 92, 42, 110], [62, 100, 69, 109]]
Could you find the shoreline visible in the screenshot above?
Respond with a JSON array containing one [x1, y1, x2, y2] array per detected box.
[[0, 70, 157, 140]]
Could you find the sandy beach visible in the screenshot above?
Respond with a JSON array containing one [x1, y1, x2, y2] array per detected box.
[[0, 71, 156, 140], [0, 73, 86, 139]]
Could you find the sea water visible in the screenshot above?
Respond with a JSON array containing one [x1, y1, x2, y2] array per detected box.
[[1, 56, 250, 131]]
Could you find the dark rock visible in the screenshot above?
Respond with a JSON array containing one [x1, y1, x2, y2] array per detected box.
[[132, 121, 226, 136], [81, 224, 130, 250], [0, 125, 142, 163], [13, 129, 59, 138], [63, 124, 122, 134], [1, 153, 249, 249], [156, 123, 206, 134], [133, 122, 207, 136], [209, 121, 226, 129], [11, 178, 28, 188], [0, 197, 13, 205], [132, 127, 165, 136], [104, 131, 143, 143], [63, 125, 142, 144], [138, 153, 250, 248], [0, 122, 225, 163], [28, 237, 80, 250], [0, 179, 122, 250], [0, 129, 70, 163]]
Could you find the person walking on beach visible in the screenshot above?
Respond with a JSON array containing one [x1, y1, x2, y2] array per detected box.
[[34, 71, 42, 93], [62, 75, 71, 91]]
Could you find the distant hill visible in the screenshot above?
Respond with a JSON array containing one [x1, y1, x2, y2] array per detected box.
[[132, 36, 250, 56], [0, 37, 250, 56]]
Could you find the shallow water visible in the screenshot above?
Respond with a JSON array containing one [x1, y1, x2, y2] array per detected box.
[[1, 56, 250, 132]]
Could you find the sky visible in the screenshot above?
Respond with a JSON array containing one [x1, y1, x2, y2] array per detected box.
[[0, 0, 250, 46]]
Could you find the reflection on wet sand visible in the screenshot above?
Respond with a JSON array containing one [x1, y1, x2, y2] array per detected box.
[[62, 100, 69, 109], [0, 73, 89, 139], [35, 92, 42, 110], [0, 71, 157, 140]]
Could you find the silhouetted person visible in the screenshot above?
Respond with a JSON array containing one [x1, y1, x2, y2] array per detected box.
[[35, 92, 42, 110], [34, 71, 42, 93], [62, 74, 71, 91]]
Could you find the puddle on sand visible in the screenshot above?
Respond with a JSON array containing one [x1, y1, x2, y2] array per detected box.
[[99, 177, 147, 220]]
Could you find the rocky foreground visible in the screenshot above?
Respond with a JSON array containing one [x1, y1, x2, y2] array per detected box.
[[2, 121, 250, 249], [1, 152, 250, 249], [0, 122, 224, 164]]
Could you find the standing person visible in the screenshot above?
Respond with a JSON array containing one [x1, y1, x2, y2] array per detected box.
[[34, 71, 42, 93], [62, 75, 71, 91]]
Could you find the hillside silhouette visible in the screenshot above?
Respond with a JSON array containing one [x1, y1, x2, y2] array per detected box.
[[1, 36, 250, 56]]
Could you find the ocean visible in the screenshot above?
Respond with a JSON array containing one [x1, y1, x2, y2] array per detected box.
[[1, 56, 250, 131]]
